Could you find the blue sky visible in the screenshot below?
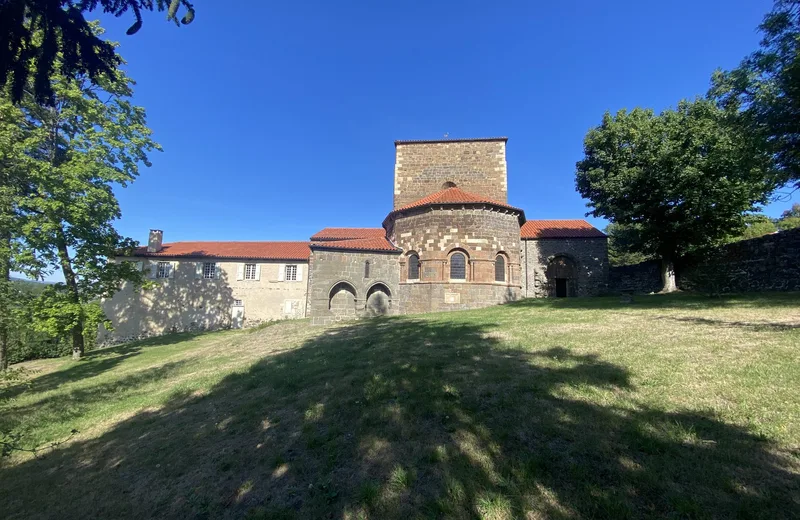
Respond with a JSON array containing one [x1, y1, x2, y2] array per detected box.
[[95, 0, 787, 247]]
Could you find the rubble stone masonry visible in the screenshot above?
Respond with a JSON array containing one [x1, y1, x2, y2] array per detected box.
[[394, 139, 508, 209]]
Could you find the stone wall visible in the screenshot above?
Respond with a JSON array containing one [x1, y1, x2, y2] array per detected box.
[[397, 283, 521, 314], [393, 139, 508, 209], [100, 258, 308, 344], [386, 206, 523, 312], [609, 260, 662, 294], [679, 228, 800, 293], [306, 249, 401, 325], [521, 238, 609, 297]]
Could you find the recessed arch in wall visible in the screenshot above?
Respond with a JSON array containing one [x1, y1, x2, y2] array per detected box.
[[546, 255, 577, 297], [365, 282, 392, 316], [328, 281, 357, 314]]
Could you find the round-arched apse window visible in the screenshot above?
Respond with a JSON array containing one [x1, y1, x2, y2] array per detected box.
[[441, 181, 457, 189], [450, 252, 466, 280]]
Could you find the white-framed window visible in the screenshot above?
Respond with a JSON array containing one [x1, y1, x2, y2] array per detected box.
[[244, 263, 257, 280], [285, 264, 298, 281], [203, 262, 216, 279], [233, 299, 244, 307], [156, 261, 171, 279]]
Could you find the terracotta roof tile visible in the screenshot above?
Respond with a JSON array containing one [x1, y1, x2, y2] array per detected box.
[[310, 237, 400, 253], [310, 228, 385, 241], [521, 220, 606, 239], [390, 187, 523, 215], [133, 241, 311, 260]]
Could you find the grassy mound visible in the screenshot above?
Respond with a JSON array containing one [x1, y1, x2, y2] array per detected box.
[[1, 293, 799, 519]]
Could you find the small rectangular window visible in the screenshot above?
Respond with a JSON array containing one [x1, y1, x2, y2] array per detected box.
[[233, 299, 243, 307], [244, 263, 257, 280], [285, 264, 297, 281], [203, 262, 216, 279], [156, 261, 171, 279]]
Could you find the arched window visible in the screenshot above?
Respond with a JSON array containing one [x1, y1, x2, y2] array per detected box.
[[408, 253, 420, 280], [364, 260, 370, 279], [441, 181, 457, 189], [450, 252, 466, 280], [495, 255, 506, 282]]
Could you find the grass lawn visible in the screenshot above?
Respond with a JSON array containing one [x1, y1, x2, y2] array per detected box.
[[1, 293, 799, 519]]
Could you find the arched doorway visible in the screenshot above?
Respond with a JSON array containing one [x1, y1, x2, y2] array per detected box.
[[329, 282, 357, 317], [365, 283, 392, 316], [547, 255, 577, 297]]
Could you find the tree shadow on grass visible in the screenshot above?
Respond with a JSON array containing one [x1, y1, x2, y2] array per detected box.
[[506, 291, 800, 312], [656, 315, 800, 332], [2, 318, 798, 519]]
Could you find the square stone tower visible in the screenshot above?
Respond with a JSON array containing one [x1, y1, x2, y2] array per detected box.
[[393, 137, 508, 209]]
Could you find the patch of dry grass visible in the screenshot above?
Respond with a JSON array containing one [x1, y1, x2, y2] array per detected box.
[[1, 292, 799, 519]]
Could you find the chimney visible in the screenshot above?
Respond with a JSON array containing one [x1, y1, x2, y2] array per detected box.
[[147, 229, 163, 253]]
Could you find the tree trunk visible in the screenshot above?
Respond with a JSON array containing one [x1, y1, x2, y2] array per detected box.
[[659, 257, 678, 293], [56, 238, 84, 360]]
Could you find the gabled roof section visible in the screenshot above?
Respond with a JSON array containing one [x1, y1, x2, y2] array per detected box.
[[521, 220, 606, 239], [310, 236, 401, 253], [310, 227, 385, 241], [132, 241, 311, 261], [387, 187, 524, 219]]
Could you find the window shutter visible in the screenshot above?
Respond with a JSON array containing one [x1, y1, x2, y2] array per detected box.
[[149, 260, 158, 279], [135, 261, 144, 272], [296, 264, 303, 281], [195, 262, 203, 278], [215, 263, 221, 279], [255, 264, 261, 281], [169, 262, 178, 278], [236, 264, 244, 281], [278, 264, 285, 281]]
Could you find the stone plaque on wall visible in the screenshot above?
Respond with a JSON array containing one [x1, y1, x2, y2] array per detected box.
[[423, 266, 438, 280], [444, 292, 460, 304]]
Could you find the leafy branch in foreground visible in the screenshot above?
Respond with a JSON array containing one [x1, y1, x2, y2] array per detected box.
[[0, 0, 196, 104]]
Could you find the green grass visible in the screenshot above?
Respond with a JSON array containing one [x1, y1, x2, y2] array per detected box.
[[1, 292, 799, 519]]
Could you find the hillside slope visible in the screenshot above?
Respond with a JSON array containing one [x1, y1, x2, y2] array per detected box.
[[2, 293, 799, 519]]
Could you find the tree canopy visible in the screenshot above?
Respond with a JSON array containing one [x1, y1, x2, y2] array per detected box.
[[777, 203, 800, 230], [576, 99, 779, 291], [0, 0, 195, 105], [711, 0, 800, 190], [1, 24, 159, 360]]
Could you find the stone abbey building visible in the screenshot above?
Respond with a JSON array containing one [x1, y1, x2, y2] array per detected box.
[[102, 138, 609, 341]]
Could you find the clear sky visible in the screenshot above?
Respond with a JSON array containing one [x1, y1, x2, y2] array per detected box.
[[93, 0, 788, 248]]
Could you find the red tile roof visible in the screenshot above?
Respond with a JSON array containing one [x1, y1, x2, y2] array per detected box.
[[521, 220, 606, 239], [390, 187, 524, 215], [310, 228, 385, 241], [310, 236, 400, 253], [133, 241, 311, 260]]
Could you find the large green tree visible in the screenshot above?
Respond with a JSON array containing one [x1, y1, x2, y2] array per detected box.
[[4, 26, 159, 360], [576, 99, 778, 292], [0, 96, 36, 369], [777, 203, 800, 230], [0, 0, 195, 104], [711, 0, 800, 190], [604, 223, 652, 267]]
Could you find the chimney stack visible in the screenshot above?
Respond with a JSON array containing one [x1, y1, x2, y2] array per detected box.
[[147, 229, 163, 253]]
